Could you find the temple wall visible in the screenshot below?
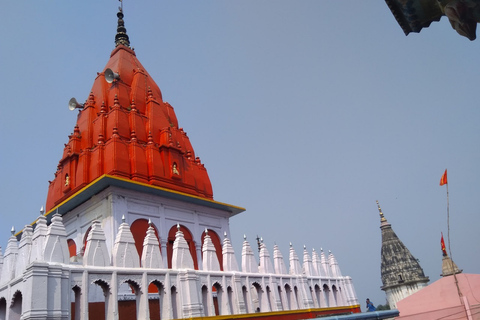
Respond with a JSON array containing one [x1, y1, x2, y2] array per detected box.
[[0, 206, 358, 320], [61, 186, 229, 268]]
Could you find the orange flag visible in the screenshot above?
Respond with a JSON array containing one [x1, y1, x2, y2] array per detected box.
[[440, 169, 448, 186], [441, 232, 447, 256]]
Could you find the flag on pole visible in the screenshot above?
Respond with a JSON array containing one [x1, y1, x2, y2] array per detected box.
[[440, 169, 448, 186], [441, 232, 447, 256]]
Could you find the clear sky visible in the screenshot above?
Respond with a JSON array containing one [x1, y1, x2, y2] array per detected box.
[[1, 1, 479, 311]]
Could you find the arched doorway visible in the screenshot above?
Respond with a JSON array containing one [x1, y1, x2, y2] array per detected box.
[[212, 283, 223, 315], [71, 285, 81, 320], [314, 284, 322, 307], [90, 280, 110, 320], [118, 280, 140, 320], [323, 284, 330, 307], [251, 282, 263, 313], [332, 285, 338, 307], [284, 284, 292, 310], [148, 280, 166, 320], [201, 285, 209, 316], [10, 291, 22, 320], [171, 286, 179, 319], [242, 286, 250, 313]]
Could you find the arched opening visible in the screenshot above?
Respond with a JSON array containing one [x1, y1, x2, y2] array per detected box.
[[242, 286, 250, 313], [338, 287, 344, 306], [90, 279, 111, 320], [212, 283, 223, 316], [332, 285, 338, 307], [266, 286, 273, 312], [149, 280, 166, 320], [201, 285, 209, 316], [314, 284, 322, 308], [10, 291, 22, 320], [323, 284, 330, 307], [284, 284, 292, 310], [227, 286, 234, 315], [293, 286, 300, 310], [251, 282, 263, 313], [201, 229, 223, 271], [277, 286, 284, 311], [0, 297, 6, 320], [171, 286, 179, 319], [130, 219, 160, 262], [67, 239, 77, 259], [71, 286, 81, 320], [309, 286, 317, 308], [167, 225, 198, 269], [118, 280, 140, 320]]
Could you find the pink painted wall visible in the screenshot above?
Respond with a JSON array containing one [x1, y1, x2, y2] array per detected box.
[[396, 274, 480, 320]]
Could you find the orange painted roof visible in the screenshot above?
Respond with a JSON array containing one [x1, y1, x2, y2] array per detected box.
[[46, 11, 212, 211]]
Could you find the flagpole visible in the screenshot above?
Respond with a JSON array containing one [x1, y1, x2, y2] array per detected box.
[[445, 178, 464, 304], [446, 182, 452, 259]]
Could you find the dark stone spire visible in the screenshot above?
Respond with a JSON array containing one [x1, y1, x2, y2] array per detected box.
[[376, 201, 429, 307], [115, 7, 130, 48]]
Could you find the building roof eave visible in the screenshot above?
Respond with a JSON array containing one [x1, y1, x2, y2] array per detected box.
[[46, 174, 245, 219]]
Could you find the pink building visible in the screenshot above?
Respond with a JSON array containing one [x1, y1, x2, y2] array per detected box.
[[396, 273, 480, 320]]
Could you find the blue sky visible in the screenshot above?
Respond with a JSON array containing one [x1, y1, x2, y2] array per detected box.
[[1, 1, 479, 310]]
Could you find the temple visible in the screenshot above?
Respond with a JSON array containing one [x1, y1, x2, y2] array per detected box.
[[0, 7, 359, 320], [377, 201, 429, 309]]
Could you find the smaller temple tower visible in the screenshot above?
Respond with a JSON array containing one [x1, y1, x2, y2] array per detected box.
[[377, 201, 429, 308], [440, 233, 462, 277]]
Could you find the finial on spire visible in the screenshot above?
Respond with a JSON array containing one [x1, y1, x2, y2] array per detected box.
[[177, 223, 180, 231], [11, 226, 15, 236], [148, 219, 152, 226], [376, 200, 387, 222], [40, 206, 44, 215], [205, 228, 208, 235], [122, 214, 125, 223], [224, 231, 227, 238], [115, 2, 130, 48], [244, 234, 247, 240]]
